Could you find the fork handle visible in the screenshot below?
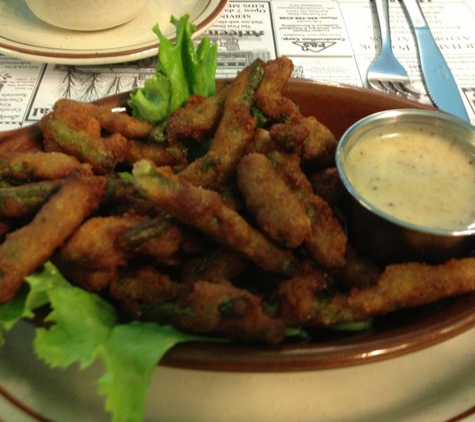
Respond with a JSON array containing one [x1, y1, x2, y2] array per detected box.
[[373, 0, 393, 53]]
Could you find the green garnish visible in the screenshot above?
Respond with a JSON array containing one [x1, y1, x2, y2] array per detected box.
[[0, 262, 225, 422], [128, 14, 218, 125]]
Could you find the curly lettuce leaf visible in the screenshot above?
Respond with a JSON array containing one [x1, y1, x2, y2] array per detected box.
[[128, 14, 218, 125], [34, 287, 117, 369], [128, 74, 171, 126], [96, 322, 218, 422], [0, 261, 62, 344], [0, 285, 30, 344], [186, 29, 218, 98], [0, 262, 227, 422]]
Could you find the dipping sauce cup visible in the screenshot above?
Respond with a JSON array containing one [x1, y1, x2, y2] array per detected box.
[[336, 109, 475, 266]]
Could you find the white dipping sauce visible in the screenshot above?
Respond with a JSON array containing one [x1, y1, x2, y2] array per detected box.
[[345, 123, 475, 230]]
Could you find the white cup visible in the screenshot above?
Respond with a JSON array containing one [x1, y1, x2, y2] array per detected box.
[[25, 0, 151, 31]]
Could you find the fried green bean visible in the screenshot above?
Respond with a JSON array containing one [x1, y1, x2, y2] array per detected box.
[[39, 115, 125, 174], [331, 246, 382, 289], [177, 59, 265, 188], [166, 84, 231, 144], [123, 138, 184, 167], [53, 98, 154, 139], [117, 215, 183, 263], [133, 160, 298, 276], [111, 266, 286, 344], [303, 194, 348, 268], [268, 150, 347, 268], [277, 257, 475, 327], [0, 151, 89, 181], [0, 174, 107, 302], [268, 121, 310, 150], [55, 214, 162, 291], [180, 247, 249, 286], [118, 216, 174, 249], [255, 56, 296, 121], [254, 56, 338, 166], [308, 167, 346, 207], [236, 152, 310, 248], [103, 176, 164, 217], [170, 279, 287, 344], [245, 128, 276, 155], [297, 116, 338, 166], [341, 258, 475, 318], [97, 108, 154, 139], [277, 265, 329, 325], [0, 179, 63, 218]]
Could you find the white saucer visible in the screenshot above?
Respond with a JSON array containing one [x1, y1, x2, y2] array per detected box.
[[0, 0, 228, 65]]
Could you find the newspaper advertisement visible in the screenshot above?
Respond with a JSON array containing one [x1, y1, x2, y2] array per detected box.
[[1, 0, 475, 131]]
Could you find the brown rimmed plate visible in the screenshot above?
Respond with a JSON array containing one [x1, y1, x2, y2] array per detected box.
[[1, 79, 474, 373], [0, 0, 228, 65]]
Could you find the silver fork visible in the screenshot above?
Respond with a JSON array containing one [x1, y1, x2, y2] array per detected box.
[[367, 0, 420, 97]]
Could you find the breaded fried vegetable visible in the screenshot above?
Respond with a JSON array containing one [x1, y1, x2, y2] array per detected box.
[[297, 116, 338, 166], [0, 126, 42, 155], [255, 56, 296, 120], [132, 160, 298, 275], [148, 122, 168, 144], [268, 151, 313, 194], [166, 84, 231, 144], [180, 247, 249, 285], [97, 108, 154, 139], [303, 194, 348, 268], [247, 129, 347, 269], [268, 121, 310, 150], [341, 258, 475, 318], [245, 128, 276, 155], [102, 176, 163, 217], [52, 99, 102, 135], [111, 266, 286, 344], [331, 246, 382, 289], [55, 214, 181, 291], [178, 59, 265, 188], [118, 216, 174, 249], [278, 266, 329, 325], [131, 224, 182, 264], [0, 151, 90, 181], [269, 150, 347, 268], [118, 216, 182, 263], [53, 98, 154, 139], [55, 215, 145, 291], [0, 174, 107, 302], [52, 98, 98, 122], [308, 167, 346, 206], [109, 266, 184, 318], [123, 138, 183, 167], [39, 115, 125, 174], [255, 56, 338, 166], [236, 153, 310, 248], [0, 179, 63, 218], [278, 258, 475, 327], [172, 279, 286, 344]]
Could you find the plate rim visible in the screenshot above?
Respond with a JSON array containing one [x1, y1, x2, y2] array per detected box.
[[3, 317, 475, 422], [0, 0, 228, 65]]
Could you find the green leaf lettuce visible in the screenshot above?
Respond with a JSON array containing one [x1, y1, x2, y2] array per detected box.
[[128, 14, 218, 125], [0, 262, 225, 422]]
